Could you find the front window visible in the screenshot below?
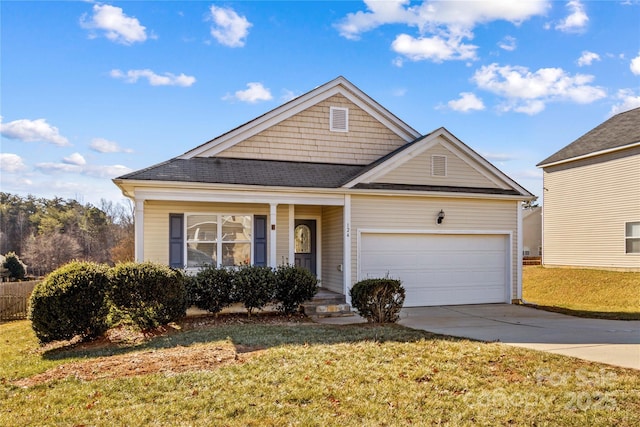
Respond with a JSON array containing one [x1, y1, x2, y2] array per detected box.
[[186, 214, 252, 267], [625, 222, 640, 254]]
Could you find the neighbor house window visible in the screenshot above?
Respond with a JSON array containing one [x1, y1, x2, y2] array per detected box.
[[186, 214, 252, 267], [625, 222, 640, 254]]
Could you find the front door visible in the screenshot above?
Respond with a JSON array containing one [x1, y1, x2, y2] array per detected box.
[[294, 219, 316, 275]]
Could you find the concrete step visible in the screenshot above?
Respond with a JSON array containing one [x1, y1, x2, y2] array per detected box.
[[302, 302, 353, 318]]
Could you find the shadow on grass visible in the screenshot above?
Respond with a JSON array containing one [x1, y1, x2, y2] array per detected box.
[[42, 314, 456, 361], [523, 303, 640, 321]]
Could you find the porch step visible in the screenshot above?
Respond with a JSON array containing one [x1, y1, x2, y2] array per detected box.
[[302, 302, 353, 318], [302, 289, 354, 318]]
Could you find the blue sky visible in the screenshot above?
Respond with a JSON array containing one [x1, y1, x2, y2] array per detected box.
[[1, 0, 639, 206]]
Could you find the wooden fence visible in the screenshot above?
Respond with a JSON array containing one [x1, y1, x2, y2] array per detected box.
[[0, 280, 39, 321]]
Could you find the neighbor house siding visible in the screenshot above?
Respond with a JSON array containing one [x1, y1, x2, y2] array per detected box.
[[216, 94, 406, 165], [373, 141, 504, 189], [143, 200, 269, 265], [542, 147, 640, 269], [321, 206, 344, 293], [349, 195, 519, 298]]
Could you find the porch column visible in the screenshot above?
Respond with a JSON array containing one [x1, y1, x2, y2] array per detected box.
[[288, 205, 295, 265], [516, 201, 523, 302], [343, 195, 351, 304], [134, 199, 144, 262], [270, 203, 277, 268]]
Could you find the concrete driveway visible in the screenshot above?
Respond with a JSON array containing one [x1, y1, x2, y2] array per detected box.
[[318, 304, 640, 370], [398, 305, 640, 370]]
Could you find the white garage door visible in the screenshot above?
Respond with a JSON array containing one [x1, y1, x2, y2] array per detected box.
[[360, 233, 509, 307]]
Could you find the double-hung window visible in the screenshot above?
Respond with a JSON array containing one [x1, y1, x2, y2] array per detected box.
[[625, 221, 640, 254], [186, 214, 252, 267]]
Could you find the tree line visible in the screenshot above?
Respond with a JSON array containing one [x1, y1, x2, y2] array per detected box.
[[0, 192, 134, 277]]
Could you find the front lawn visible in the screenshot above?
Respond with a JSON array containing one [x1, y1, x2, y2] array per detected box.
[[523, 266, 640, 320], [1, 318, 639, 426]]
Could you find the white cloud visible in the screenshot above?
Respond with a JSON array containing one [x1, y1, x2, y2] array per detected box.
[[36, 161, 133, 178], [80, 4, 147, 45], [110, 69, 196, 87], [0, 153, 27, 173], [208, 5, 252, 47], [609, 89, 640, 116], [336, 0, 548, 62], [630, 52, 640, 75], [63, 152, 86, 166], [0, 118, 70, 146], [391, 32, 478, 62], [447, 92, 485, 112], [472, 63, 606, 115], [555, 0, 588, 33], [223, 82, 273, 103], [498, 35, 517, 51], [482, 152, 516, 162], [89, 138, 133, 153], [577, 51, 600, 67]]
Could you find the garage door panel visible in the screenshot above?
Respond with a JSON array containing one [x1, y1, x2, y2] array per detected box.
[[360, 233, 508, 306]]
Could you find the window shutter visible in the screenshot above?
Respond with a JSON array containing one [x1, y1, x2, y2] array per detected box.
[[330, 107, 348, 132], [254, 215, 267, 266], [169, 213, 184, 268], [431, 155, 447, 177]]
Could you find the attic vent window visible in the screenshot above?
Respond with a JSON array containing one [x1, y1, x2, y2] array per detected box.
[[432, 155, 447, 177], [330, 107, 348, 132]]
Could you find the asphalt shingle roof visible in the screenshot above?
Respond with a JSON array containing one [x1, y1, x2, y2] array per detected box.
[[537, 107, 640, 166], [117, 157, 367, 188]]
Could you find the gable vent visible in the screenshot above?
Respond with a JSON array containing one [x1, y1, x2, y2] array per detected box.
[[330, 107, 348, 132], [431, 155, 447, 177]]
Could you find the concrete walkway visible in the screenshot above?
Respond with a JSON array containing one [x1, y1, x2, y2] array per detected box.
[[317, 304, 640, 370]]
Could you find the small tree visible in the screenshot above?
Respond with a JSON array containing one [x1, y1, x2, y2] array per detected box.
[[3, 252, 26, 280]]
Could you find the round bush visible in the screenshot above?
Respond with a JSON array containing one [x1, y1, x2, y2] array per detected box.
[[3, 252, 26, 280], [108, 262, 187, 330], [186, 264, 235, 314], [29, 261, 110, 343], [275, 265, 318, 314], [233, 265, 276, 316], [349, 278, 405, 323]]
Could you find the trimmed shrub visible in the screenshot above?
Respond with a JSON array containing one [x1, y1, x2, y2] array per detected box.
[[108, 262, 187, 330], [233, 264, 276, 316], [4, 252, 26, 281], [274, 265, 318, 314], [349, 278, 405, 323], [28, 261, 110, 343], [186, 264, 235, 314]]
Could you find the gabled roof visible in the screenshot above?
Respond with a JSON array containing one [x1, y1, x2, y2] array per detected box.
[[537, 107, 640, 167], [343, 127, 533, 197], [178, 76, 421, 159], [116, 157, 366, 188]]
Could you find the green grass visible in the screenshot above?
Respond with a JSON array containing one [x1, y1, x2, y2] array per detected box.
[[2, 319, 640, 426], [523, 266, 640, 320]]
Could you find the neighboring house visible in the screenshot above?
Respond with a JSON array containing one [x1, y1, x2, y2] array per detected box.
[[522, 206, 542, 257], [114, 77, 534, 307], [537, 107, 640, 270]]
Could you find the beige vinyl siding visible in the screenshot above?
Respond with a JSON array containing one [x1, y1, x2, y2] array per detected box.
[[349, 195, 519, 299], [295, 205, 322, 218], [216, 94, 406, 165], [373, 142, 502, 188], [321, 206, 344, 293], [276, 205, 290, 265], [143, 200, 269, 265], [542, 148, 640, 269]]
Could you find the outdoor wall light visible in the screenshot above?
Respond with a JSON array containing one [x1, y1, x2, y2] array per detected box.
[[437, 210, 445, 224]]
